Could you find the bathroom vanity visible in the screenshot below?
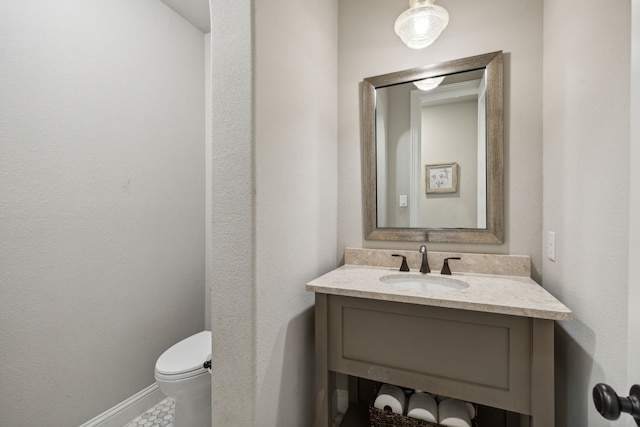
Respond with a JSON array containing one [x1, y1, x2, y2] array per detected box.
[[307, 249, 571, 427]]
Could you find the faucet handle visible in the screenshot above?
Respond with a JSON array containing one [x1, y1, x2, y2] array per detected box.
[[441, 257, 461, 275], [392, 254, 410, 272]]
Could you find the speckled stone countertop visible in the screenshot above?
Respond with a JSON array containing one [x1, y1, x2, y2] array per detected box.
[[306, 249, 572, 321]]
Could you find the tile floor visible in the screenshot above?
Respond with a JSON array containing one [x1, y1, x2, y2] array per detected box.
[[123, 397, 175, 427]]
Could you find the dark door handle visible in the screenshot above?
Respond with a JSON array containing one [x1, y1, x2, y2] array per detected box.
[[592, 383, 640, 426]]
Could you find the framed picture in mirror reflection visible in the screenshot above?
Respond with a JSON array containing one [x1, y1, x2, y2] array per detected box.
[[426, 163, 458, 194]]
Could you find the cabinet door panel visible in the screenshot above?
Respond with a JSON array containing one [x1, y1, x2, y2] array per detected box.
[[327, 295, 532, 414]]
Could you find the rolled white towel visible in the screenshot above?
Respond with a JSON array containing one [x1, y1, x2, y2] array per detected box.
[[373, 384, 405, 415], [438, 398, 474, 427], [406, 392, 438, 423]]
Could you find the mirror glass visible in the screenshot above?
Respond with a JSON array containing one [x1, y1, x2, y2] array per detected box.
[[362, 51, 504, 243]]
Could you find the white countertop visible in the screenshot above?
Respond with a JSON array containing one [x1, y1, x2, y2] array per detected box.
[[306, 264, 572, 321]]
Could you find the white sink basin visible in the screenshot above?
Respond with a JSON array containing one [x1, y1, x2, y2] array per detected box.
[[380, 274, 469, 291]]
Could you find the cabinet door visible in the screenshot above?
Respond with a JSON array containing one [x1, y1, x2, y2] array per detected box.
[[327, 295, 532, 415]]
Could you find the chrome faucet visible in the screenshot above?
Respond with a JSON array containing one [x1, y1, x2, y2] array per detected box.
[[419, 245, 430, 274]]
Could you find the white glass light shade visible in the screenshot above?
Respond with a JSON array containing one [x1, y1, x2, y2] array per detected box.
[[394, 0, 449, 49], [413, 76, 445, 91]]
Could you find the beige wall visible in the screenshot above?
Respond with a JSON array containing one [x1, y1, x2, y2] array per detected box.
[[542, 1, 631, 426], [209, 0, 255, 424], [210, 0, 339, 425], [383, 84, 412, 227], [420, 100, 478, 228], [0, 1, 205, 425], [631, 0, 640, 389], [338, 0, 545, 279], [254, 0, 338, 424], [205, 33, 212, 331]]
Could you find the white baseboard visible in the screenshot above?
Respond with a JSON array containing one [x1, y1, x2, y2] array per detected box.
[[79, 383, 164, 427]]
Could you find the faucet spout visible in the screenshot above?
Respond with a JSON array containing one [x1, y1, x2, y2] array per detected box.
[[419, 245, 430, 274]]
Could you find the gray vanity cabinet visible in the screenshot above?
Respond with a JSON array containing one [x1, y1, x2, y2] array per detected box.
[[313, 294, 555, 427]]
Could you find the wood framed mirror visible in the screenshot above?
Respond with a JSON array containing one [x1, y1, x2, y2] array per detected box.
[[362, 51, 504, 243]]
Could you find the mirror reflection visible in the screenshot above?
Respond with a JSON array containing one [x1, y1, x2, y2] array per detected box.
[[376, 69, 487, 229], [362, 51, 504, 243]]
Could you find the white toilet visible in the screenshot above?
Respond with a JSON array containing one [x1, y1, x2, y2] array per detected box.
[[154, 331, 212, 427]]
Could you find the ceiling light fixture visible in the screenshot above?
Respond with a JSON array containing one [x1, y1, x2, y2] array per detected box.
[[394, 0, 449, 49], [413, 76, 446, 91]]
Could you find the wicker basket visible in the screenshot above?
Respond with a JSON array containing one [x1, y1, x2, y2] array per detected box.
[[369, 405, 438, 427]]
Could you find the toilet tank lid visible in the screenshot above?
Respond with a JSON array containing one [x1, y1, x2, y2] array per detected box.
[[155, 331, 212, 375]]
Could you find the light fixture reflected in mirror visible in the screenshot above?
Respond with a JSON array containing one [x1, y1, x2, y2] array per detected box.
[[413, 76, 445, 91], [394, 0, 449, 49]]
